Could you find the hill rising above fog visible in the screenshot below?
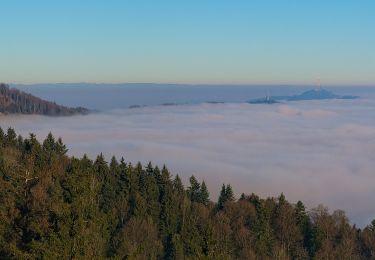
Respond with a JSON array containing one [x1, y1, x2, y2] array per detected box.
[[247, 88, 359, 104], [273, 88, 359, 101], [0, 83, 88, 116]]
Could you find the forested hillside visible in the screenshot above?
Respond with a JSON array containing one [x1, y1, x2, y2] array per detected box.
[[0, 127, 374, 259], [0, 83, 88, 116]]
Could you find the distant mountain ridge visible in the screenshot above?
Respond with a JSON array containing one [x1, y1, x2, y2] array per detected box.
[[247, 88, 359, 104], [273, 88, 359, 101], [0, 83, 89, 116]]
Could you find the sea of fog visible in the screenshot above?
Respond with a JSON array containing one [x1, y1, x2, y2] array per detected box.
[[3, 84, 375, 227]]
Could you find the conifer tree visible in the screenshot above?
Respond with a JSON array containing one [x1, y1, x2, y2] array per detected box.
[[56, 137, 68, 155], [218, 184, 234, 210], [200, 181, 210, 205], [173, 174, 184, 194], [225, 184, 235, 202], [188, 175, 201, 203], [0, 127, 4, 145], [5, 127, 17, 146], [42, 132, 55, 152], [217, 184, 227, 210]]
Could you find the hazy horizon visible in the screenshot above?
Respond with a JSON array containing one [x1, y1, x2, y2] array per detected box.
[[11, 83, 375, 108]]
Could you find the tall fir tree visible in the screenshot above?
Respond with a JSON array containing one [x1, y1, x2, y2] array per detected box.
[[199, 181, 210, 205], [188, 175, 201, 203]]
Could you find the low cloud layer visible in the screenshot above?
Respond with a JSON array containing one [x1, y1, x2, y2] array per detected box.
[[1, 99, 375, 226]]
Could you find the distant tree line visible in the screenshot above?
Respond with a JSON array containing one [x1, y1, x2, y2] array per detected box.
[[0, 83, 88, 116], [0, 127, 374, 259]]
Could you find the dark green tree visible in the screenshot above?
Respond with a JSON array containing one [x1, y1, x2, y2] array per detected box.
[[199, 181, 210, 205], [5, 128, 17, 146], [173, 174, 184, 194], [218, 184, 227, 210], [218, 184, 235, 210], [42, 132, 55, 152], [188, 175, 201, 203], [225, 184, 235, 202]]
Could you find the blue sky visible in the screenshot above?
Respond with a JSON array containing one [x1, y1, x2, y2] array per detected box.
[[1, 1, 374, 85]]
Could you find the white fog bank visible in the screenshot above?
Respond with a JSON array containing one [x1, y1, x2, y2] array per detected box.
[[1, 99, 375, 226]]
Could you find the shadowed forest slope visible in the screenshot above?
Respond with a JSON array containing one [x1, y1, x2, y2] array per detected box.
[[0, 83, 88, 116]]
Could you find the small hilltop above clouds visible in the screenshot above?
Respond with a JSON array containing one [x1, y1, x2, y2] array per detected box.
[[248, 88, 359, 104], [0, 83, 89, 116], [273, 88, 359, 101]]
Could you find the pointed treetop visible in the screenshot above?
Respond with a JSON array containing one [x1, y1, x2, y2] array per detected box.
[[110, 156, 119, 169], [200, 181, 210, 205], [225, 184, 235, 202], [278, 193, 286, 205], [173, 174, 184, 193]]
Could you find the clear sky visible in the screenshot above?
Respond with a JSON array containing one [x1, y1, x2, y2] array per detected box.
[[1, 0, 374, 85]]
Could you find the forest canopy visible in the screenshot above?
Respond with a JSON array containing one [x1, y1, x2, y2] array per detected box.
[[0, 127, 374, 259]]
